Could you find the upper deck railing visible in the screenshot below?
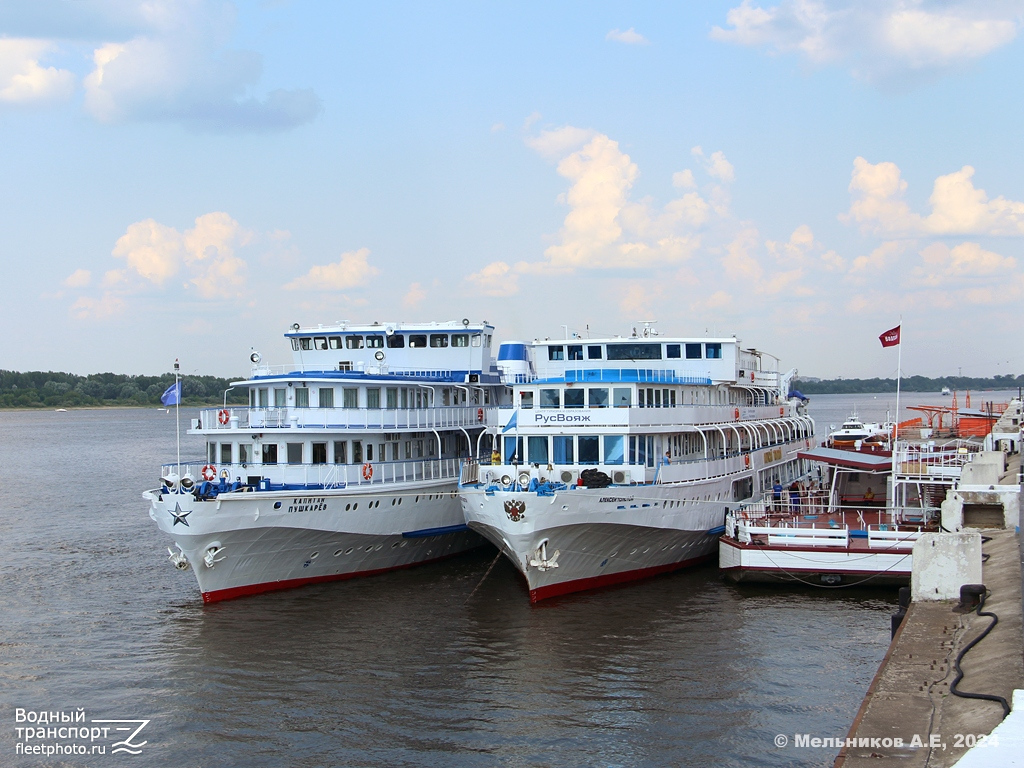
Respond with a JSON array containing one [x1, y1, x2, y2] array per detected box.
[[247, 363, 490, 380], [194, 405, 484, 432]]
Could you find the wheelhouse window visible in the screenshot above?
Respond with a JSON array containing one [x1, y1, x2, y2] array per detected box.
[[539, 389, 560, 408], [329, 336, 343, 349], [613, 387, 631, 407], [312, 442, 327, 464], [300, 338, 312, 351], [567, 344, 583, 360], [666, 344, 681, 359], [564, 389, 585, 408], [452, 334, 469, 347], [295, 387, 309, 407], [578, 436, 599, 465], [520, 391, 534, 409], [685, 343, 702, 359], [345, 336, 364, 349], [343, 388, 358, 408], [387, 333, 405, 348], [287, 443, 302, 464], [262, 444, 278, 464], [291, 338, 300, 351], [548, 345, 564, 361], [366, 388, 381, 409], [314, 337, 328, 350], [706, 342, 723, 359], [588, 388, 609, 407], [366, 335, 384, 348], [319, 388, 334, 408], [587, 345, 602, 360], [607, 343, 662, 360], [429, 334, 448, 347], [409, 335, 427, 348], [471, 334, 482, 347]]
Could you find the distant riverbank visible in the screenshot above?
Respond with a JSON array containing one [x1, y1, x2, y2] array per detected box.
[[794, 375, 1023, 395]]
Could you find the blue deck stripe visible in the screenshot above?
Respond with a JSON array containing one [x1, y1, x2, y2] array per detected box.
[[402, 523, 470, 538]]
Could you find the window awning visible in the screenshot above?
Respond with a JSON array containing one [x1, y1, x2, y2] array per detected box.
[[796, 446, 892, 472]]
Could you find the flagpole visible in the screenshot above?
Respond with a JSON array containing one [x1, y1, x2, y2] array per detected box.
[[891, 318, 902, 521], [174, 359, 181, 482]]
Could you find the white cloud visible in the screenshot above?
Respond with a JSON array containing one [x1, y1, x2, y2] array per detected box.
[[844, 157, 1024, 236], [525, 125, 598, 160], [0, 38, 75, 105], [672, 169, 697, 189], [63, 268, 92, 288], [849, 240, 904, 274], [403, 282, 427, 307], [606, 28, 650, 45], [711, 1, 1021, 82], [917, 241, 1017, 286], [70, 293, 125, 320], [465, 261, 517, 296], [692, 146, 735, 183], [284, 248, 378, 292]]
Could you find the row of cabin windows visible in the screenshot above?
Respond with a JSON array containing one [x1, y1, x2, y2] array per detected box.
[[547, 342, 723, 362], [293, 333, 491, 352], [518, 386, 730, 408], [251, 386, 462, 409], [211, 437, 437, 465], [502, 434, 659, 468]]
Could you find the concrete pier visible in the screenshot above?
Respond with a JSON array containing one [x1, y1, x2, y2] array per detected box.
[[834, 528, 1023, 767]]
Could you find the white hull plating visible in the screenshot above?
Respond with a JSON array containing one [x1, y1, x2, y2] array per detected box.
[[147, 481, 480, 602], [460, 479, 734, 602]]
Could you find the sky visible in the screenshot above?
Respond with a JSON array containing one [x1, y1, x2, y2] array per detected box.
[[2, 0, 1024, 380]]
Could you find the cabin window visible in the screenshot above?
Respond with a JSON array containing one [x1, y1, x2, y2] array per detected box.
[[613, 387, 631, 407], [274, 388, 286, 407], [666, 344, 681, 359], [239, 444, 251, 464], [685, 343, 702, 359], [539, 389, 560, 408], [366, 444, 373, 461], [653, 389, 661, 408], [553, 436, 574, 464], [471, 334, 482, 347], [400, 389, 408, 408], [504, 436, 523, 463], [258, 388, 269, 407], [262, 444, 278, 464], [589, 388, 609, 407], [567, 344, 583, 360], [343, 388, 358, 408], [416, 440, 424, 458], [291, 338, 300, 351], [352, 441, 363, 463], [409, 334, 427, 348], [548, 345, 564, 361], [386, 388, 398, 408], [587, 345, 602, 360], [387, 334, 404, 348], [607, 343, 661, 360], [345, 336, 363, 349], [706, 343, 723, 359], [520, 391, 534, 409], [564, 389, 585, 408], [669, 390, 676, 406], [604, 435, 625, 465], [366, 388, 381, 409], [314, 337, 328, 350], [287, 443, 302, 464], [334, 441, 347, 464], [221, 443, 232, 464], [485, 334, 492, 347], [452, 334, 469, 347], [329, 336, 343, 349], [300, 338, 312, 351], [319, 388, 334, 408], [365, 335, 384, 348], [528, 436, 548, 464], [638, 390, 645, 408], [404, 441, 412, 459], [312, 442, 327, 464], [295, 387, 309, 407], [429, 334, 448, 348], [578, 436, 599, 465]]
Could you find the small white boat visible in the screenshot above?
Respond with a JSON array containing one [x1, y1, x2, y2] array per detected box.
[[826, 414, 892, 448], [941, 387, 951, 396]]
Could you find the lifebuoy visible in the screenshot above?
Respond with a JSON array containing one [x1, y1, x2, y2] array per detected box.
[[202, 464, 216, 481], [362, 462, 373, 480], [477, 408, 484, 422], [744, 454, 750, 467], [733, 407, 740, 420], [218, 409, 230, 425], [750, 371, 754, 382], [779, 406, 784, 416]]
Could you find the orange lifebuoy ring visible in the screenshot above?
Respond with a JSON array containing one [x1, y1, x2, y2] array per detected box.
[[477, 408, 484, 422], [202, 464, 216, 481], [744, 454, 750, 467], [779, 406, 784, 416], [362, 463, 373, 480], [218, 409, 230, 425], [750, 371, 754, 382], [733, 407, 740, 420]]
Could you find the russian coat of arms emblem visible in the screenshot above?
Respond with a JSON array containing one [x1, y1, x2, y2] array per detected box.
[[504, 499, 526, 522]]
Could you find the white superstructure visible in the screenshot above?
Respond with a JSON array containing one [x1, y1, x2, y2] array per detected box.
[[145, 320, 508, 602], [458, 327, 815, 602]]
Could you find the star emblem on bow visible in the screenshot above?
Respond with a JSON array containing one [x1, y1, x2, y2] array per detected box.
[[169, 503, 191, 527]]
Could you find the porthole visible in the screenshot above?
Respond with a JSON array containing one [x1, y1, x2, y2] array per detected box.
[[353, 503, 358, 510], [415, 495, 419, 502], [344, 547, 354, 555], [334, 549, 344, 557], [345, 503, 351, 511], [610, 551, 618, 558], [391, 499, 396, 506], [365, 545, 374, 552], [399, 540, 407, 547], [274, 501, 282, 509], [310, 551, 319, 559], [391, 541, 400, 548], [374, 544, 382, 551], [398, 498, 402, 505], [629, 548, 637, 555]]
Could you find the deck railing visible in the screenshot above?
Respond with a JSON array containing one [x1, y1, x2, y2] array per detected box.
[[194, 405, 483, 431]]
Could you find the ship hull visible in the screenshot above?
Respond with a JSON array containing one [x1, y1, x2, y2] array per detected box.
[[460, 482, 730, 602], [147, 481, 482, 602]]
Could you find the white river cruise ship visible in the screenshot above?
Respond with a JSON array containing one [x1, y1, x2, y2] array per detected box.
[[145, 320, 507, 602], [458, 327, 815, 602]]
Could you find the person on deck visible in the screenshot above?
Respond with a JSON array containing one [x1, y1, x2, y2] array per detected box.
[[772, 479, 783, 511]]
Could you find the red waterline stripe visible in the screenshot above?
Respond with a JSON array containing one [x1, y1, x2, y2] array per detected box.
[[528, 553, 714, 603], [201, 550, 469, 604]]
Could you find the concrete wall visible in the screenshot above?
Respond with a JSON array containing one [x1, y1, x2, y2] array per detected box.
[[911, 531, 982, 601]]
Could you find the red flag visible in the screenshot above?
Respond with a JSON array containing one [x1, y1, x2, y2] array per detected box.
[[879, 325, 900, 348]]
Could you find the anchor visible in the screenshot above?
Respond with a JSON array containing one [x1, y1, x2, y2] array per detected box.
[[529, 539, 560, 571]]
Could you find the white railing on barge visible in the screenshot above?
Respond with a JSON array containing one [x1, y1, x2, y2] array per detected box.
[[161, 457, 463, 489], [194, 405, 483, 431]]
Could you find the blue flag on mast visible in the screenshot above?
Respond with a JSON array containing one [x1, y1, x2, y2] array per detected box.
[[160, 381, 181, 406], [502, 409, 518, 433]]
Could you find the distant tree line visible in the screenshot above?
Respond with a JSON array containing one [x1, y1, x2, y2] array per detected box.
[[0, 370, 248, 409], [793, 374, 1024, 395]]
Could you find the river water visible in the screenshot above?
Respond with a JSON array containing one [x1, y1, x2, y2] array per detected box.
[[4, 392, 1009, 766]]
